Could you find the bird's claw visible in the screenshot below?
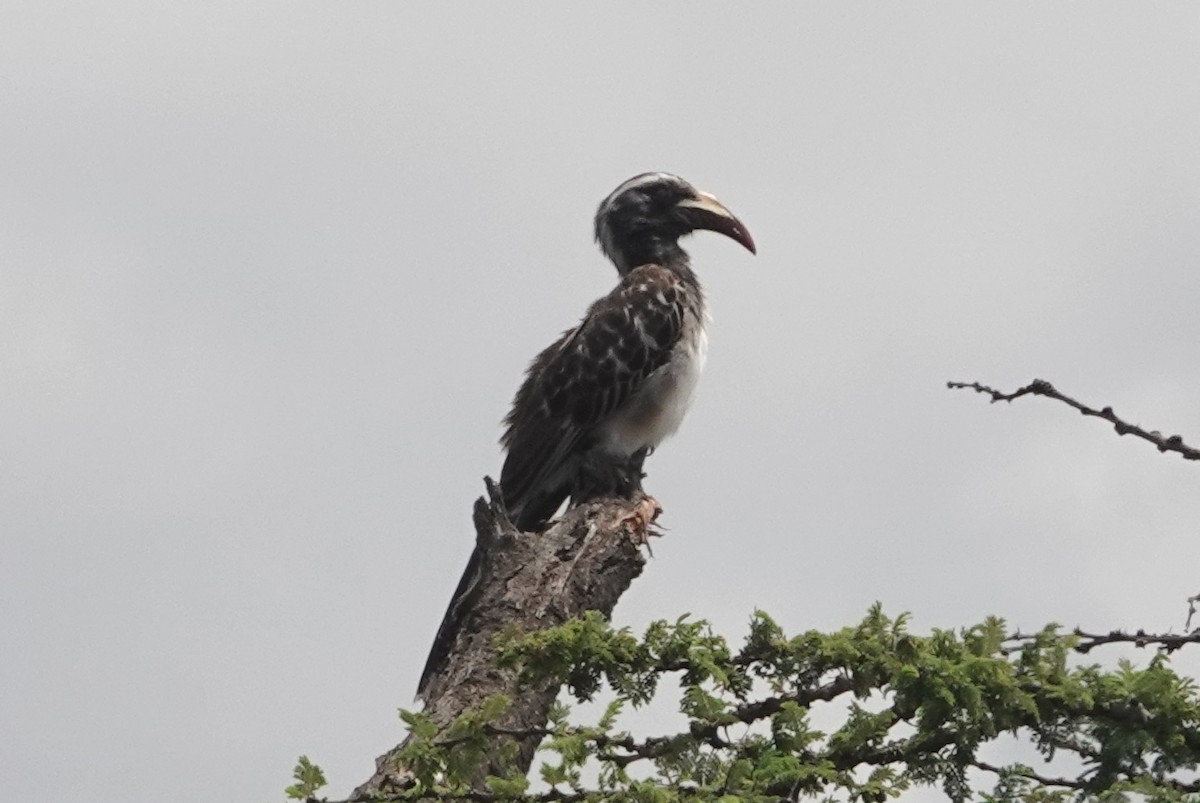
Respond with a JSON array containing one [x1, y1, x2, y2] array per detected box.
[[620, 496, 663, 554]]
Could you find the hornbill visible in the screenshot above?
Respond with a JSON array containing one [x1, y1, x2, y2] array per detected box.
[[417, 172, 755, 699]]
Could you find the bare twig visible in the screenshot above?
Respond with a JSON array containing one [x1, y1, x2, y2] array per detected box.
[[948, 379, 1200, 462], [974, 758, 1200, 795], [972, 760, 1084, 791], [1186, 593, 1200, 633], [1003, 627, 1200, 655]]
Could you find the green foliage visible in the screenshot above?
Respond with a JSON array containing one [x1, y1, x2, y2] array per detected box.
[[288, 606, 1200, 802], [284, 755, 327, 800]]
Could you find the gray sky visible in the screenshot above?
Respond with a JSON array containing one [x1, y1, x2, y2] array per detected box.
[[4, 4, 1200, 801]]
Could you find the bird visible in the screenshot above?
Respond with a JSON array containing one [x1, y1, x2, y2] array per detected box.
[[416, 172, 755, 700]]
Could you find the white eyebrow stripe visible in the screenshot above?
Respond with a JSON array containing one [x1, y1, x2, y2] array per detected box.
[[598, 172, 686, 213]]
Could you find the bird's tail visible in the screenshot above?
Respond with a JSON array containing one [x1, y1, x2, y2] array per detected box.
[[416, 545, 485, 700], [505, 484, 569, 534]]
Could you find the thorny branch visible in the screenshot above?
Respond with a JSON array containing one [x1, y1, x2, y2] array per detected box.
[[311, 619, 1200, 803], [972, 761, 1084, 792], [1003, 627, 1200, 655], [298, 378, 1200, 802], [318, 683, 1198, 803], [441, 677, 863, 770], [973, 759, 1200, 795], [947, 378, 1200, 462], [1187, 593, 1200, 632]]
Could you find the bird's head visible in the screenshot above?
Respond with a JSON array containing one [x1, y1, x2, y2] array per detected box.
[[594, 172, 756, 274]]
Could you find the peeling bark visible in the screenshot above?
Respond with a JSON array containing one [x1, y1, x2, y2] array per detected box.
[[352, 482, 657, 799]]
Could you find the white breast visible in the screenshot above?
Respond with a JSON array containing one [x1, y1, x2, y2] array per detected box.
[[598, 308, 709, 457]]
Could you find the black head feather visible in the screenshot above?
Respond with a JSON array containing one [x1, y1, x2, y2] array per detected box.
[[594, 172, 755, 274]]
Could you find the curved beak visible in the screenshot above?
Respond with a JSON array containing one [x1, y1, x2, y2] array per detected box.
[[677, 191, 756, 254]]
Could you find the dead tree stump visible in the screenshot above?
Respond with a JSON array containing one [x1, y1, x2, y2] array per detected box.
[[352, 481, 658, 798]]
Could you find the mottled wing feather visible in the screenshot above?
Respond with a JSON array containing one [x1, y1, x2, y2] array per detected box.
[[421, 266, 689, 696], [499, 265, 688, 526]]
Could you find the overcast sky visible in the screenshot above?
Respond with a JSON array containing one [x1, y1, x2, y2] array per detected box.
[[4, 4, 1200, 801]]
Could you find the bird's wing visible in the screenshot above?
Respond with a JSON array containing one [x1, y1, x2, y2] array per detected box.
[[420, 267, 690, 697], [499, 264, 689, 522]]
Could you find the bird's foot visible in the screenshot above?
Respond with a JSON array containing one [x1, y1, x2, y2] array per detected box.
[[620, 495, 663, 554]]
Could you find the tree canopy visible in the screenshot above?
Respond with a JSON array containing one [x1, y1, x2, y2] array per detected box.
[[292, 605, 1200, 802], [288, 381, 1200, 802]]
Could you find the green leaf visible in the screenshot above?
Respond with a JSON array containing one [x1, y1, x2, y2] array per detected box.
[[399, 707, 438, 740], [598, 697, 625, 730], [485, 773, 530, 797], [283, 755, 326, 800]]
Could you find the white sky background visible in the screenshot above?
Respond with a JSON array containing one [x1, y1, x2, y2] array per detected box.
[[3, 4, 1200, 801]]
